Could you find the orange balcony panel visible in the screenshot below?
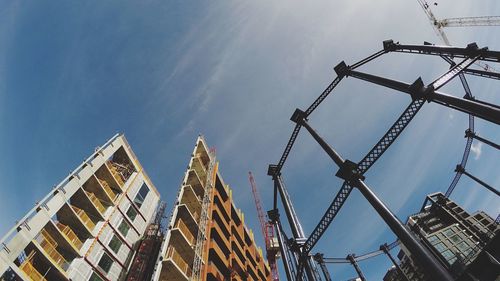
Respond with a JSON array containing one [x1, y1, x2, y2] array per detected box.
[[212, 208, 230, 234], [56, 222, 83, 250], [19, 251, 47, 281], [35, 229, 69, 272], [85, 191, 107, 215], [105, 160, 125, 187], [97, 178, 117, 201], [206, 263, 225, 281], [71, 205, 95, 231], [209, 240, 228, 265], [211, 221, 230, 247]]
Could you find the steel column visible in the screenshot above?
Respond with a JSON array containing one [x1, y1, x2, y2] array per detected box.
[[275, 218, 294, 281], [380, 243, 410, 281], [313, 254, 332, 281], [455, 165, 500, 196], [273, 175, 317, 281], [292, 110, 455, 281], [347, 254, 366, 281]]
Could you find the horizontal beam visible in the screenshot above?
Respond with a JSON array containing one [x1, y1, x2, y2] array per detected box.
[[383, 40, 500, 63]]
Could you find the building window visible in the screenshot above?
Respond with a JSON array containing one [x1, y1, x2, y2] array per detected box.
[[98, 252, 113, 274], [126, 206, 138, 221], [133, 184, 150, 209], [118, 220, 131, 237], [434, 242, 446, 252], [443, 228, 455, 237], [89, 272, 103, 281], [108, 235, 122, 254], [427, 235, 438, 245], [449, 234, 461, 243]]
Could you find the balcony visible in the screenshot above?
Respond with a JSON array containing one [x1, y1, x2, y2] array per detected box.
[[106, 160, 126, 187], [19, 251, 46, 281], [71, 205, 96, 231], [34, 229, 70, 272], [190, 157, 207, 185], [170, 219, 195, 264], [56, 222, 83, 250], [84, 190, 107, 215], [186, 169, 204, 198], [160, 246, 192, 281], [177, 204, 199, 234], [98, 178, 117, 201], [83, 174, 117, 205], [180, 185, 202, 218]]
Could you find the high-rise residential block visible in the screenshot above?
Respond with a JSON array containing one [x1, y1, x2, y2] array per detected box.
[[0, 134, 161, 281], [153, 137, 272, 281], [383, 192, 499, 281]]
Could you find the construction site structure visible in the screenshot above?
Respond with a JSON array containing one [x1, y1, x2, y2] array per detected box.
[[0, 134, 161, 281], [248, 172, 280, 281], [383, 192, 500, 281], [152, 136, 272, 281], [126, 201, 167, 281]]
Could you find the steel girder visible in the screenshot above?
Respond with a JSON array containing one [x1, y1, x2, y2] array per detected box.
[[383, 40, 500, 63], [271, 40, 499, 280], [298, 99, 425, 261]]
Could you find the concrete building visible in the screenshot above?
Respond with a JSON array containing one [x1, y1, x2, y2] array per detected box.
[[383, 192, 499, 281], [0, 134, 161, 281], [153, 137, 272, 281]]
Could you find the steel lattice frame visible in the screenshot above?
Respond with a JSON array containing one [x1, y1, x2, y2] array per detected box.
[[267, 40, 500, 281]]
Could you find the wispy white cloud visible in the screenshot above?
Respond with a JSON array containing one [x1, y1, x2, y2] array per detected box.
[[470, 142, 483, 160]]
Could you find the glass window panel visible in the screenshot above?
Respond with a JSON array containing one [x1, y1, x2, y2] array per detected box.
[[133, 184, 150, 209], [98, 253, 113, 274], [427, 235, 438, 244], [89, 272, 104, 281], [118, 220, 130, 237], [450, 235, 461, 243], [441, 250, 454, 259], [443, 228, 454, 237], [126, 206, 137, 221], [457, 241, 469, 251], [434, 242, 446, 252], [108, 235, 122, 254]]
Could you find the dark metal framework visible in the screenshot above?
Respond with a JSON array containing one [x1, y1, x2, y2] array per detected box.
[[267, 40, 500, 281]]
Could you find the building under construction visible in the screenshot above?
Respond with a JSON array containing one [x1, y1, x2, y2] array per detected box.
[[0, 134, 162, 281], [383, 192, 500, 281], [152, 137, 272, 281]]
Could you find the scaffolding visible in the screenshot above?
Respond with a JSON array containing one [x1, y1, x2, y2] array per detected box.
[[191, 146, 216, 281]]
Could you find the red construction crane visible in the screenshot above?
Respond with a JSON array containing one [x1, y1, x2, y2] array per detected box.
[[248, 171, 280, 281]]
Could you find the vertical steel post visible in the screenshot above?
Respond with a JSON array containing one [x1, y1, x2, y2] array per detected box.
[[273, 175, 317, 281], [313, 254, 332, 281], [380, 243, 410, 281], [347, 254, 366, 281], [292, 109, 454, 281], [274, 219, 294, 281]]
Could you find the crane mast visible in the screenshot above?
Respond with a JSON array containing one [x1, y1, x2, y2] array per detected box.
[[416, 0, 500, 72], [248, 172, 280, 281]]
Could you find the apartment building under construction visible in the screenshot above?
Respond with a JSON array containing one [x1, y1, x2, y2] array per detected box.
[[0, 134, 161, 281], [153, 137, 272, 281]]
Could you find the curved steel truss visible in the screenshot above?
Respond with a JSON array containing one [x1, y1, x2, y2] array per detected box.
[[268, 40, 500, 281]]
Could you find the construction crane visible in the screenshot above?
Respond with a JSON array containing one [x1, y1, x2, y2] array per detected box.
[[416, 0, 500, 71], [248, 172, 280, 281]]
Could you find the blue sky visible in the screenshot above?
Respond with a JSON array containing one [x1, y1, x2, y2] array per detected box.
[[0, 1, 499, 280]]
